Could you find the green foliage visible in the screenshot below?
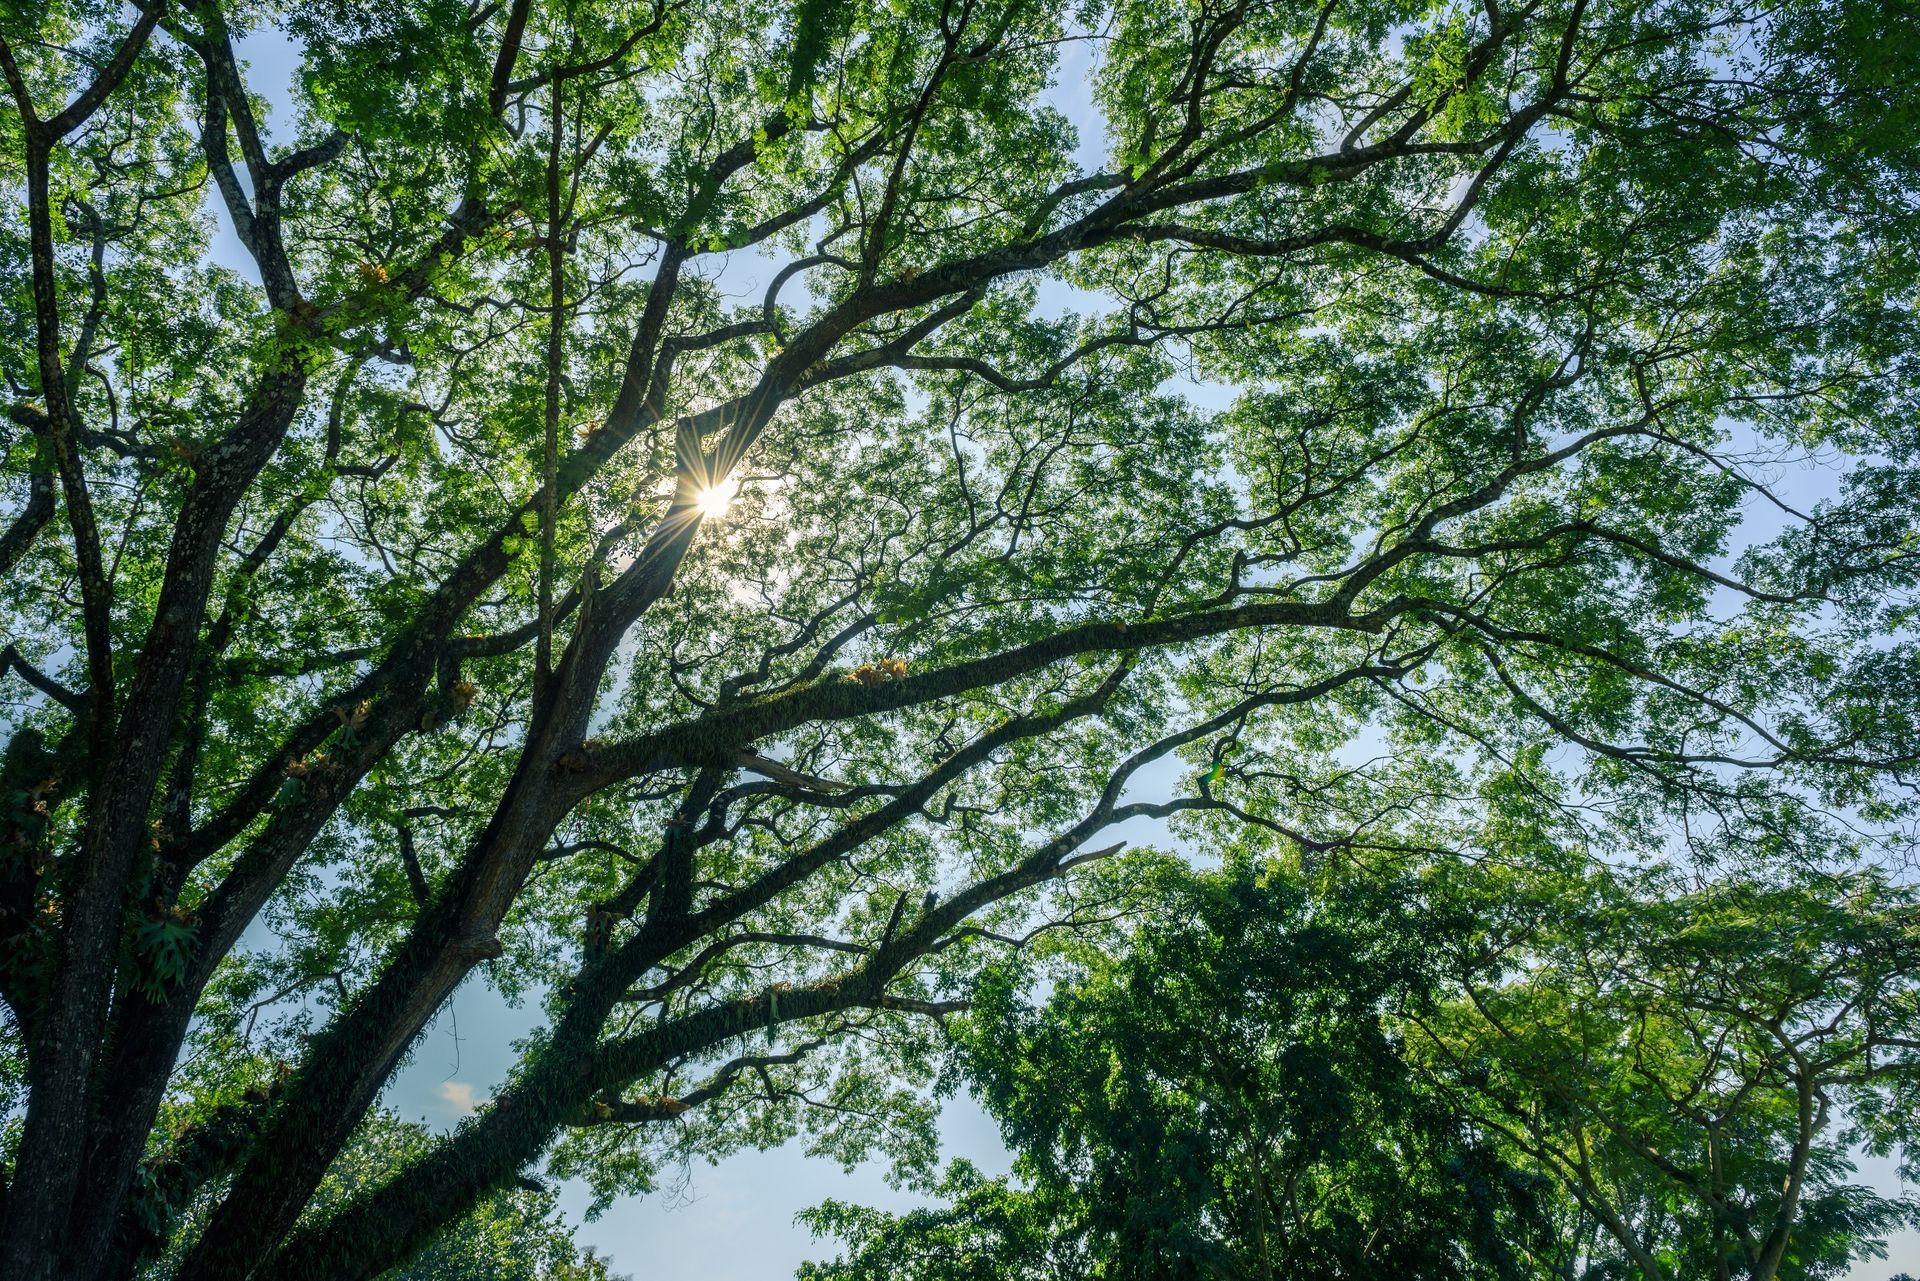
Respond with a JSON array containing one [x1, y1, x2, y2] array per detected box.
[[1413, 857, 1920, 1281], [318, 1113, 624, 1281], [808, 864, 1559, 1279], [138, 1109, 622, 1281], [807, 860, 1920, 1281], [1, 0, 1918, 1278]]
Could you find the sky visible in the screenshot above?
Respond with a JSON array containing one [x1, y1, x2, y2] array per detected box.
[[199, 16, 1920, 1281]]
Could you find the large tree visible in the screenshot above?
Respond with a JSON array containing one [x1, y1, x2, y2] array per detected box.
[[800, 861, 1920, 1281], [1411, 853, 1920, 1281], [802, 863, 1568, 1281], [1, 0, 1917, 1279]]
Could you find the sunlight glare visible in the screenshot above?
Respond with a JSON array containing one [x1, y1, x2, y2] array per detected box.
[[694, 474, 740, 519]]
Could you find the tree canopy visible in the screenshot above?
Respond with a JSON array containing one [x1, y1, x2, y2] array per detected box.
[[803, 860, 1920, 1281], [802, 865, 1563, 1281], [1, 0, 1917, 1278]]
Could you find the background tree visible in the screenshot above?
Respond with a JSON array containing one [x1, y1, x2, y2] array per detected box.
[[1, 0, 1917, 1279], [803, 862, 1563, 1281], [1410, 849, 1920, 1281], [802, 857, 1920, 1281]]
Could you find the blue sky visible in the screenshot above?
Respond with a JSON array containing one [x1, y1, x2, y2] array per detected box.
[[206, 18, 1919, 1281]]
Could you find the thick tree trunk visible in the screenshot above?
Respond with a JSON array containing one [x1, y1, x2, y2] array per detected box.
[[0, 363, 309, 1280]]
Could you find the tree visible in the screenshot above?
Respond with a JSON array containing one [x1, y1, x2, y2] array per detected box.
[[1, 0, 1917, 1279], [803, 862, 1563, 1281], [803, 860, 1920, 1281], [1410, 853, 1920, 1281]]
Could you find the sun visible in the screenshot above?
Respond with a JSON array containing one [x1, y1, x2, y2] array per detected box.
[[693, 474, 740, 519]]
